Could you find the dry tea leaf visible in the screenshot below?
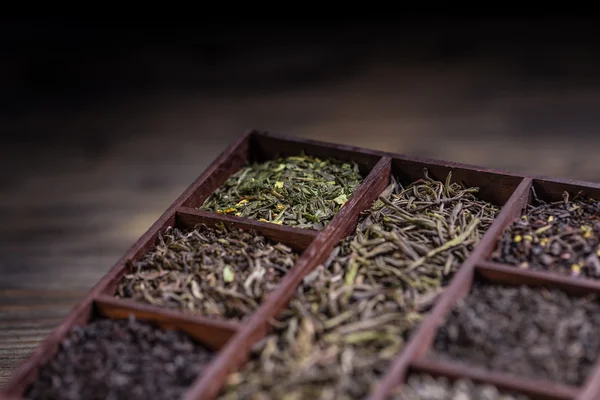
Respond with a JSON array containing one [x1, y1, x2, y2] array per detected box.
[[115, 223, 298, 320], [432, 281, 600, 386], [223, 265, 235, 283], [492, 189, 600, 279], [199, 153, 363, 230], [218, 170, 499, 399], [333, 194, 348, 205], [25, 317, 214, 400]]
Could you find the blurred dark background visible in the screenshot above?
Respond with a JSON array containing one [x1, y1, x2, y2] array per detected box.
[[2, 17, 600, 384]]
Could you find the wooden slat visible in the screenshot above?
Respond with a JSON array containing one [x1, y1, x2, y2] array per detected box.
[[176, 208, 318, 252], [250, 130, 383, 176], [477, 261, 600, 296], [251, 130, 530, 180], [408, 358, 579, 400], [391, 157, 525, 206], [530, 177, 600, 202], [95, 295, 240, 351]]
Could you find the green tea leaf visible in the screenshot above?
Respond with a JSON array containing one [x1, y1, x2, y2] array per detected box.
[[223, 265, 235, 283], [344, 258, 359, 285], [198, 153, 363, 231], [333, 194, 348, 205]]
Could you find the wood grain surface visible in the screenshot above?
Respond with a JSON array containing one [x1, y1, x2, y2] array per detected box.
[[3, 22, 600, 388]]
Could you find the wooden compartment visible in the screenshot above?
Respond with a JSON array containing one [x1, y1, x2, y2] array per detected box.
[[6, 130, 600, 400], [482, 177, 600, 288], [473, 264, 600, 400], [99, 207, 318, 325], [99, 206, 318, 298], [181, 130, 383, 231], [2, 297, 238, 399]]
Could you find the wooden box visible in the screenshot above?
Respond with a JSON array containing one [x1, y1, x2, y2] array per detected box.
[[4, 130, 600, 400]]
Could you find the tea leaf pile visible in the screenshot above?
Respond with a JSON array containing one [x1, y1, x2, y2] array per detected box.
[[433, 281, 600, 386], [116, 223, 298, 320], [26, 317, 214, 400], [492, 189, 600, 279], [200, 154, 363, 230]]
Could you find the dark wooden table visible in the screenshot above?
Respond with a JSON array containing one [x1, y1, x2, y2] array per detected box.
[[3, 27, 600, 386]]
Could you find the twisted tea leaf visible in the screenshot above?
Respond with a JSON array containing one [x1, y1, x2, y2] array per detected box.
[[218, 170, 499, 399], [432, 281, 600, 386], [492, 189, 600, 279], [200, 153, 363, 230], [366, 169, 500, 285], [391, 374, 531, 400], [115, 223, 298, 320], [25, 317, 214, 400]]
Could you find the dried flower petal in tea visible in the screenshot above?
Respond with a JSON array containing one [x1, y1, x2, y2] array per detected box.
[[218, 170, 499, 399], [199, 153, 363, 230], [115, 223, 298, 320], [25, 317, 214, 400], [391, 374, 532, 400], [432, 281, 600, 386], [491, 189, 600, 279]]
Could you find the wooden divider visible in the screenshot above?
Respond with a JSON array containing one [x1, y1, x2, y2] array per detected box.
[[94, 295, 240, 351], [408, 358, 578, 400], [175, 208, 318, 253]]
